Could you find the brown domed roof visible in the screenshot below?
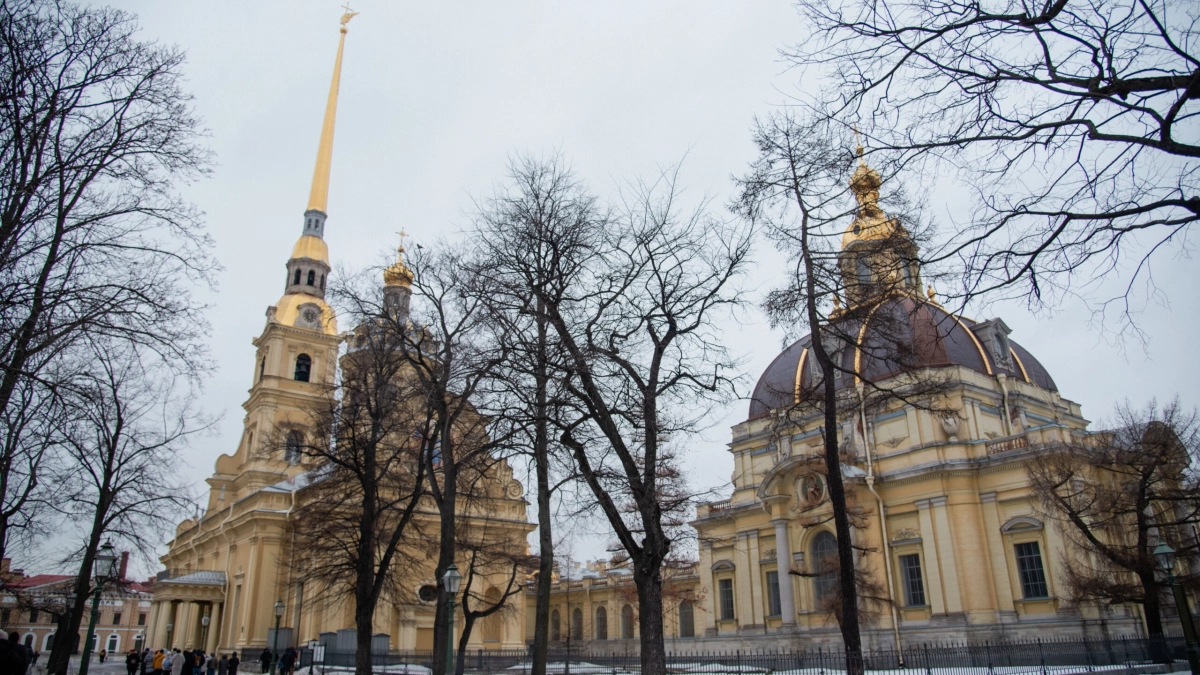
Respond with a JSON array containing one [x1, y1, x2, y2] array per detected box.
[[747, 296, 1056, 418]]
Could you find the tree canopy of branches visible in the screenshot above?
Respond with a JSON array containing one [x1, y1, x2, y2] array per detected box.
[[287, 299, 428, 675], [788, 0, 1199, 325], [46, 340, 204, 675], [476, 156, 751, 675], [0, 0, 214, 562], [1027, 398, 1200, 636]]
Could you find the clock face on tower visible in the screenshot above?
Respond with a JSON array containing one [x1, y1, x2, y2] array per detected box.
[[294, 303, 324, 330]]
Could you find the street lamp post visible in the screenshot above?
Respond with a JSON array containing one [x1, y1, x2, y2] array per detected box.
[[166, 623, 174, 650], [442, 565, 461, 675], [1156, 543, 1200, 675], [79, 541, 119, 675], [200, 613, 211, 653], [269, 599, 285, 675]]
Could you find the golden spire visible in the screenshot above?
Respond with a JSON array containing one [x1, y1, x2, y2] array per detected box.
[[384, 229, 414, 287], [306, 6, 357, 214]]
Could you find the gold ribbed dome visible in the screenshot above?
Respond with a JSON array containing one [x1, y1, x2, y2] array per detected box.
[[291, 235, 330, 264], [841, 146, 902, 250], [383, 246, 413, 287]]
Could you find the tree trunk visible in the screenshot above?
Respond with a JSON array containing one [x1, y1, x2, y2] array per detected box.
[[431, 459, 458, 675], [454, 615, 477, 675], [1141, 570, 1165, 636], [532, 309, 552, 675], [634, 564, 666, 675], [48, 531, 101, 675], [798, 207, 862, 674], [354, 585, 374, 675]]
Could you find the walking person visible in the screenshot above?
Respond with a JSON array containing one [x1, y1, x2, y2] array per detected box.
[[170, 650, 184, 675], [217, 655, 228, 675], [99, 649, 107, 664], [278, 648, 294, 675], [205, 652, 217, 675], [143, 648, 153, 675], [228, 653, 239, 675], [258, 649, 270, 675], [153, 649, 166, 675], [126, 650, 140, 675]]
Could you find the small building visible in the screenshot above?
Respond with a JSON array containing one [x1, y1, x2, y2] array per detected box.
[[0, 557, 153, 655]]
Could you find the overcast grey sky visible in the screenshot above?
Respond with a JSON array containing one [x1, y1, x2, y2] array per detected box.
[[86, 1, 1200, 570]]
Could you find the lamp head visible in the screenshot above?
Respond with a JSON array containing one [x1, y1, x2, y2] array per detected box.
[[443, 564, 462, 595], [94, 541, 118, 583], [274, 598, 286, 618], [1154, 542, 1177, 573], [201, 615, 210, 627]]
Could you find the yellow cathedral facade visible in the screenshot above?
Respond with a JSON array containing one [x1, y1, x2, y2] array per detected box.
[[145, 14, 532, 655]]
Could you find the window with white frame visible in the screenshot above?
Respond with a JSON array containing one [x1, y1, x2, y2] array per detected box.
[[899, 554, 926, 606]]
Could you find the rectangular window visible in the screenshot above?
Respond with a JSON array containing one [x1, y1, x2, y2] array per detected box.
[[718, 578, 735, 621], [1014, 541, 1049, 598], [765, 571, 782, 617], [138, 613, 147, 626], [112, 612, 122, 625], [899, 554, 926, 607], [28, 609, 38, 623]]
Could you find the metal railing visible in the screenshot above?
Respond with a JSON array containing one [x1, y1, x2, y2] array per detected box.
[[281, 635, 1190, 675]]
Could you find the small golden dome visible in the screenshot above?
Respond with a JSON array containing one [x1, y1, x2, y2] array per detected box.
[[842, 150, 902, 250], [291, 235, 330, 265], [383, 246, 413, 287]]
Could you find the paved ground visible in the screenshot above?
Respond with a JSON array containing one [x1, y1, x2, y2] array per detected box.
[[30, 656, 132, 675]]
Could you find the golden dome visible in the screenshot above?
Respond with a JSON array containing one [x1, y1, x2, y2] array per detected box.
[[383, 246, 413, 287], [274, 292, 338, 335], [291, 235, 330, 265], [841, 151, 902, 250]]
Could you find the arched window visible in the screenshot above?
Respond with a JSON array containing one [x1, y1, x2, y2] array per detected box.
[[595, 606, 608, 640], [571, 607, 583, 640], [855, 256, 872, 286], [107, 634, 119, 652], [44, 633, 54, 651], [621, 604, 634, 639], [294, 354, 311, 382], [550, 610, 561, 642], [285, 430, 303, 464], [293, 269, 302, 285], [902, 264, 915, 287], [678, 601, 695, 638], [307, 270, 316, 286], [23, 634, 32, 648], [259, 358, 266, 382], [811, 531, 838, 605], [482, 588, 503, 642]]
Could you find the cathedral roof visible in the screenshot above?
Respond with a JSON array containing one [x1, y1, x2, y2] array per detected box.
[[747, 295, 1056, 418]]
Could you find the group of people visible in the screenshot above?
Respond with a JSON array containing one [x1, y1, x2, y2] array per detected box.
[[258, 647, 296, 675], [139, 648, 240, 675], [0, 630, 37, 675]]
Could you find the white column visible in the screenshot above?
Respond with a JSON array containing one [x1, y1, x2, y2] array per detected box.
[[773, 520, 796, 626]]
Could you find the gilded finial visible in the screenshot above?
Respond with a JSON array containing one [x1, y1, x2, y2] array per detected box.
[[340, 3, 359, 28], [853, 125, 864, 159], [384, 229, 414, 288]]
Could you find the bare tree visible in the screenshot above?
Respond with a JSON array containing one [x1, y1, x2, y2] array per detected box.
[[468, 155, 600, 675], [46, 340, 205, 675], [528, 165, 751, 675], [287, 292, 428, 675], [1027, 398, 1200, 636], [787, 0, 1199, 327], [735, 110, 954, 666], [0, 0, 215, 561]]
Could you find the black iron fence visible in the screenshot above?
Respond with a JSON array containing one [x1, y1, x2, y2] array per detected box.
[[266, 635, 1194, 675]]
